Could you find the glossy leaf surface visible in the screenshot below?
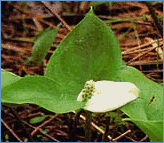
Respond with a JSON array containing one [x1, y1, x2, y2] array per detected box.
[[45, 8, 124, 91], [1, 76, 85, 113], [1, 69, 20, 88], [123, 118, 163, 142], [117, 66, 163, 141]]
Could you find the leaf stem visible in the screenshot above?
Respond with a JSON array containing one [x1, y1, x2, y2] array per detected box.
[[102, 116, 110, 142], [85, 110, 92, 142]]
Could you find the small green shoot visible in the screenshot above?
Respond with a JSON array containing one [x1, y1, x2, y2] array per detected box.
[[29, 115, 49, 124]]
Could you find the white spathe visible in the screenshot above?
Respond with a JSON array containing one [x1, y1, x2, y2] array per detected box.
[[77, 80, 140, 113]]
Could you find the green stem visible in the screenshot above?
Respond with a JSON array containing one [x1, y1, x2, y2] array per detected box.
[[85, 111, 92, 142], [102, 116, 110, 142]]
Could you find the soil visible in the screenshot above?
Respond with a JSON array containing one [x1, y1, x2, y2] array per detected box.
[[1, 1, 163, 142]]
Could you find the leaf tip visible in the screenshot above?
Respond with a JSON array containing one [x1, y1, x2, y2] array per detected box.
[[89, 6, 94, 14]]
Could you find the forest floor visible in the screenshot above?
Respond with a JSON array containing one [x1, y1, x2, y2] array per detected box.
[[1, 1, 163, 142]]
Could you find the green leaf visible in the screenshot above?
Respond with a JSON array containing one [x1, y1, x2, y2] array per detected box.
[[117, 66, 163, 120], [146, 1, 155, 5], [90, 1, 123, 6], [1, 8, 163, 142], [123, 118, 163, 142], [116, 66, 163, 141], [29, 115, 49, 124], [1, 69, 20, 88], [33, 27, 51, 42], [45, 8, 124, 92], [44, 9, 163, 141], [90, 1, 111, 7], [1, 76, 85, 113], [42, 129, 49, 134], [30, 24, 60, 63]]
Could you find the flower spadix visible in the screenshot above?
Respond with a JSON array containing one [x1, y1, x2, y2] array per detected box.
[[77, 80, 140, 113]]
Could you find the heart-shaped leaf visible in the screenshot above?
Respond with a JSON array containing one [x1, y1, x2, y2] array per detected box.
[[44, 9, 162, 141], [1, 76, 85, 113], [45, 8, 124, 91]]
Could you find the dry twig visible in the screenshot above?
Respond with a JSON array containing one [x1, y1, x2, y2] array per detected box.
[[31, 114, 60, 136], [40, 1, 71, 31], [22, 120, 60, 142], [1, 118, 23, 142]]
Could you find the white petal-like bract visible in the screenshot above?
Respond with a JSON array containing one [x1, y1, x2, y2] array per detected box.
[[77, 80, 140, 113]]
